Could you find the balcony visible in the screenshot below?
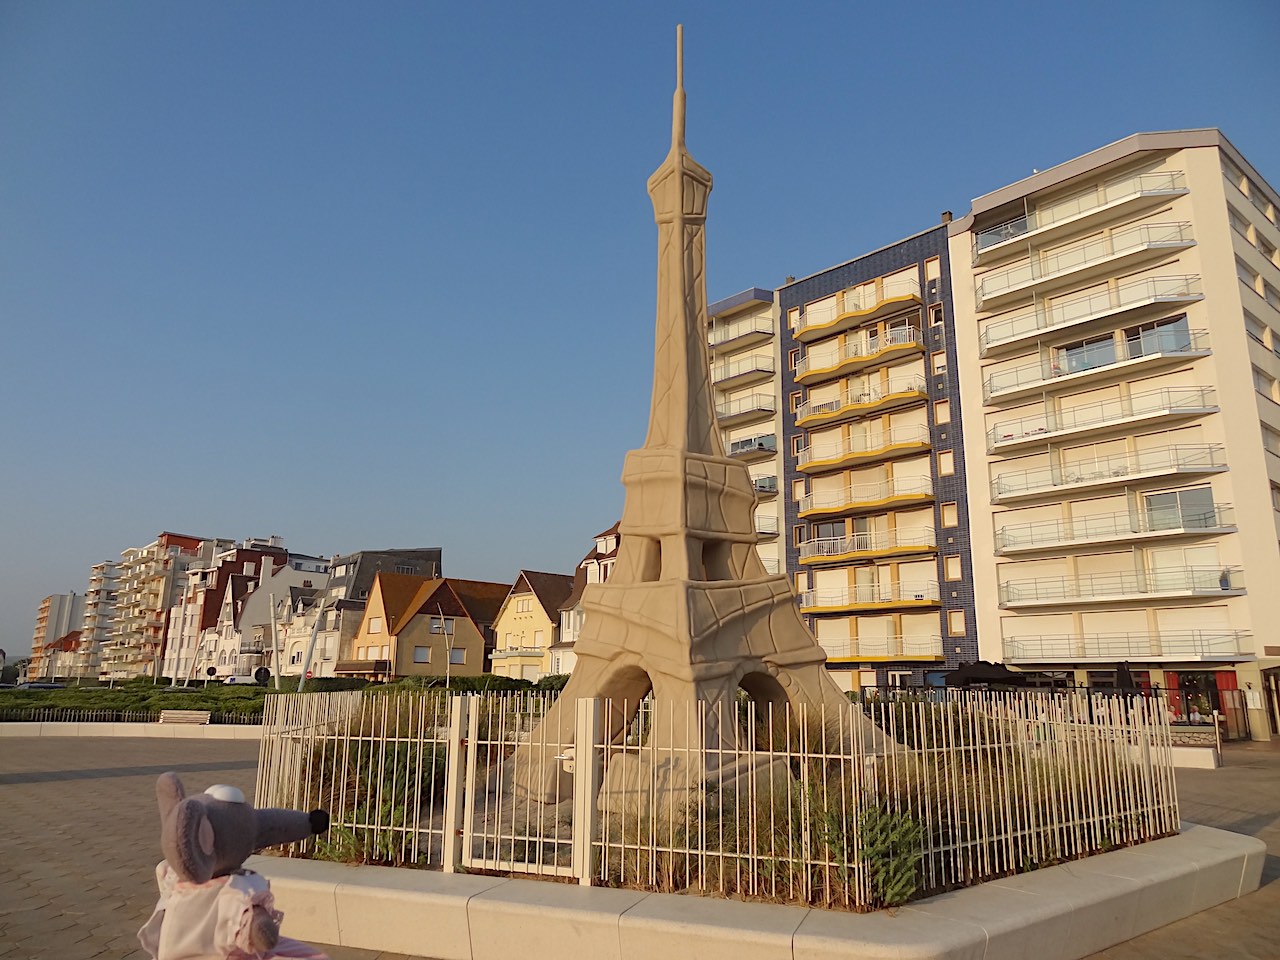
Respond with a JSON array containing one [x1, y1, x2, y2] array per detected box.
[[972, 171, 1189, 265], [755, 515, 779, 539], [991, 444, 1226, 503], [709, 315, 773, 350], [801, 581, 941, 612], [795, 326, 924, 384], [985, 330, 1210, 405], [1003, 630, 1251, 664], [799, 476, 934, 519], [794, 278, 922, 343], [979, 276, 1202, 358], [987, 386, 1217, 451], [999, 566, 1244, 609], [727, 433, 777, 463], [712, 355, 775, 390], [715, 392, 776, 427], [798, 529, 937, 564], [996, 503, 1235, 556], [796, 374, 929, 428], [977, 222, 1195, 310], [335, 659, 392, 674], [752, 475, 779, 499], [488, 647, 544, 660], [797, 425, 930, 473], [821, 635, 944, 662], [759, 556, 781, 575]]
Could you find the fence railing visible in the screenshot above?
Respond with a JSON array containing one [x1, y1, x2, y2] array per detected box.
[[256, 688, 1178, 911], [0, 707, 263, 724]]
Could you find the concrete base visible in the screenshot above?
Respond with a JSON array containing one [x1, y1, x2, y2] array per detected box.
[[250, 822, 1265, 960], [0, 721, 262, 739], [1170, 745, 1221, 768]]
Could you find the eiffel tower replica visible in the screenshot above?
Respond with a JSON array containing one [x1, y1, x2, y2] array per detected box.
[[514, 27, 883, 804]]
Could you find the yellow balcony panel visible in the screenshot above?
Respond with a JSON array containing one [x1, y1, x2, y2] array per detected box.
[[795, 279, 922, 343], [795, 375, 928, 428], [799, 531, 936, 565], [801, 582, 940, 613], [795, 328, 924, 385], [797, 426, 930, 474], [798, 478, 934, 519], [821, 636, 945, 663]]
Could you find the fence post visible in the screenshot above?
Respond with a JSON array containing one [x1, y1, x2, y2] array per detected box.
[[442, 694, 470, 873], [572, 697, 603, 886]]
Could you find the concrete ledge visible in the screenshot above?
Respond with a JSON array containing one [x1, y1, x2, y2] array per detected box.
[[0, 722, 262, 739], [1170, 745, 1220, 768], [251, 823, 1266, 960]]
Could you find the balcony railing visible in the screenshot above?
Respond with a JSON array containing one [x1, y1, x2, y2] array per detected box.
[[798, 476, 934, 515], [979, 275, 1203, 354], [755, 516, 780, 536], [984, 329, 1209, 401], [999, 565, 1244, 607], [995, 503, 1235, 553], [973, 171, 1188, 258], [977, 222, 1194, 305], [799, 529, 936, 560], [797, 424, 930, 470], [795, 277, 922, 336], [715, 393, 776, 421], [801, 581, 941, 609], [820, 635, 944, 660], [709, 315, 773, 348], [795, 326, 923, 380], [990, 444, 1225, 501], [795, 374, 929, 422], [711, 355, 775, 385], [753, 475, 778, 495], [728, 434, 777, 459], [987, 386, 1216, 447], [1003, 630, 1250, 662], [759, 556, 781, 575]]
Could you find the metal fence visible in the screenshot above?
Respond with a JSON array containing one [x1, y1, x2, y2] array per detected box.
[[0, 707, 263, 724], [255, 688, 1178, 911]]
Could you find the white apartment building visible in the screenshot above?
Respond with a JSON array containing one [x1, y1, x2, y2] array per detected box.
[[948, 129, 1280, 739], [75, 561, 119, 680], [708, 288, 784, 575]]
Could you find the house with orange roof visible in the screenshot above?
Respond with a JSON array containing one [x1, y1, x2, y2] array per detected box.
[[489, 570, 575, 682]]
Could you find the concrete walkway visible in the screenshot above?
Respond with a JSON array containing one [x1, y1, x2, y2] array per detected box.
[[0, 737, 1275, 960]]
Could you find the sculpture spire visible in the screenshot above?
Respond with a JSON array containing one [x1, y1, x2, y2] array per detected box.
[[672, 24, 685, 150]]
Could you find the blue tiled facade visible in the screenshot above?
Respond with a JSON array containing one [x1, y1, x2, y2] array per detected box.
[[779, 225, 978, 686]]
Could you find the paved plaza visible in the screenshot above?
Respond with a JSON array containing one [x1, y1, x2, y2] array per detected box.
[[0, 736, 1276, 960]]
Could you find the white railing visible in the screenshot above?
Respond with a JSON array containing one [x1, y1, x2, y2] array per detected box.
[[978, 222, 1194, 303], [820, 635, 943, 659], [801, 581, 940, 608], [796, 326, 923, 378], [799, 529, 936, 560], [709, 315, 772, 347], [987, 386, 1216, 445], [979, 275, 1202, 352], [991, 443, 1225, 500], [995, 503, 1234, 552], [715, 393, 776, 420], [796, 277, 922, 333], [797, 424, 930, 468], [759, 556, 781, 574], [973, 171, 1188, 256], [799, 476, 933, 514], [755, 515, 780, 536], [257, 689, 1178, 910], [711, 355, 775, 383], [795, 374, 928, 421], [999, 565, 1243, 606], [1004, 630, 1250, 661], [984, 329, 1209, 400]]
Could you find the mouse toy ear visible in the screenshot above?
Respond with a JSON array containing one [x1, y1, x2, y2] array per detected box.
[[156, 772, 186, 823], [163, 798, 218, 884]]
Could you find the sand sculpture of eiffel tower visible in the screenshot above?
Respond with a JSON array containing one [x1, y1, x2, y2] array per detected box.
[[514, 27, 878, 803]]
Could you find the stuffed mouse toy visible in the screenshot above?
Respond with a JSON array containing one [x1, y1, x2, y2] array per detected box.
[[138, 772, 331, 960]]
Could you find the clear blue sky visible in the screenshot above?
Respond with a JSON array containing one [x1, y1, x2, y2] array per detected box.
[[2, 1, 1278, 656]]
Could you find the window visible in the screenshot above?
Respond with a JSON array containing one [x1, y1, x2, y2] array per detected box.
[[813, 520, 844, 540], [790, 391, 802, 412], [515, 597, 532, 613], [929, 304, 944, 326], [1124, 315, 1190, 358], [947, 610, 966, 636], [1238, 257, 1261, 292], [788, 348, 800, 370], [394, 564, 417, 575], [1266, 283, 1280, 312], [1263, 426, 1280, 456], [1223, 159, 1248, 193], [367, 617, 382, 634], [413, 646, 430, 664], [429, 616, 455, 635], [1272, 486, 1280, 511], [934, 400, 951, 425], [938, 451, 955, 475], [1229, 206, 1252, 238], [1144, 486, 1216, 530], [356, 646, 366, 659], [931, 352, 948, 375], [793, 525, 806, 547], [791, 436, 803, 456], [1055, 333, 1116, 373], [1247, 312, 1269, 345], [449, 648, 466, 665], [1253, 367, 1276, 401], [1259, 235, 1277, 265], [941, 502, 958, 527], [943, 556, 962, 581]]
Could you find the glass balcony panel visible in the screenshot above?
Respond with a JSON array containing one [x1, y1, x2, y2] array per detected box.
[[991, 444, 1226, 501], [999, 565, 1243, 605], [728, 434, 776, 457], [797, 424, 930, 469], [753, 475, 778, 494], [987, 386, 1216, 448], [796, 326, 923, 379], [995, 503, 1233, 552], [1003, 629, 1248, 661]]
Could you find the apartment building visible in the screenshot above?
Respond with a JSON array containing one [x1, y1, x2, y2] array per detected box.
[[947, 129, 1280, 739], [29, 592, 85, 680], [708, 289, 784, 575], [75, 561, 119, 680], [779, 226, 978, 690], [323, 548, 444, 671]]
